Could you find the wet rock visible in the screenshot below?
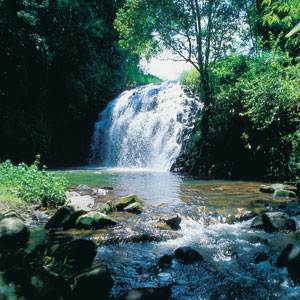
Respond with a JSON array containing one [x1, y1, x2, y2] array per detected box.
[[45, 205, 90, 230], [68, 195, 95, 207], [118, 286, 172, 300], [76, 212, 118, 229], [123, 202, 143, 214], [254, 252, 269, 264], [77, 184, 92, 193], [92, 187, 107, 195], [57, 239, 97, 273], [116, 194, 143, 211], [259, 185, 275, 194], [251, 212, 296, 233], [1, 209, 25, 220], [195, 206, 219, 225], [154, 223, 173, 230], [3, 268, 71, 300], [278, 200, 300, 216], [66, 191, 81, 198], [72, 263, 114, 300], [274, 189, 297, 199], [226, 208, 257, 224], [0, 214, 30, 250], [99, 201, 116, 214], [158, 254, 173, 267], [277, 243, 300, 279], [161, 215, 181, 230], [174, 246, 203, 264]]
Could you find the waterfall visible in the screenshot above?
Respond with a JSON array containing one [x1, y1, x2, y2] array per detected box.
[[89, 81, 200, 170]]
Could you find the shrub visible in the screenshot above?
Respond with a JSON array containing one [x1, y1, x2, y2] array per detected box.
[[0, 156, 68, 206]]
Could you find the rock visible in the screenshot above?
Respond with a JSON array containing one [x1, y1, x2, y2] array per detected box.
[[158, 254, 173, 267], [271, 184, 290, 191], [174, 246, 203, 263], [279, 200, 300, 216], [92, 188, 107, 195], [154, 223, 173, 230], [161, 215, 181, 230], [68, 195, 95, 207], [66, 191, 81, 198], [119, 286, 172, 300], [0, 216, 30, 250], [254, 252, 269, 264], [57, 239, 97, 273], [76, 212, 118, 229], [259, 185, 275, 194], [45, 205, 89, 230], [116, 194, 143, 211], [1, 209, 25, 221], [3, 268, 71, 300], [277, 243, 300, 279], [77, 184, 92, 193], [251, 212, 296, 233], [99, 201, 116, 214], [123, 202, 143, 214], [273, 189, 297, 199], [72, 263, 114, 300], [226, 208, 257, 224]]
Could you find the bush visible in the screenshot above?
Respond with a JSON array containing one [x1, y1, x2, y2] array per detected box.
[[0, 156, 68, 206]]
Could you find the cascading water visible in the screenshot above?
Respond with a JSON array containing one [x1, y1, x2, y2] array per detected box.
[[89, 81, 200, 169]]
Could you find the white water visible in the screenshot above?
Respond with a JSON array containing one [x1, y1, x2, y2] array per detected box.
[[89, 81, 200, 170]]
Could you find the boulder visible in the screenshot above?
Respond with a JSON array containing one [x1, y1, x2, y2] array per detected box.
[[158, 254, 173, 267], [277, 243, 300, 279], [119, 286, 172, 300], [123, 202, 143, 214], [72, 263, 114, 300], [278, 200, 300, 216], [274, 189, 297, 199], [45, 205, 89, 230], [99, 201, 116, 214], [174, 246, 203, 264], [68, 195, 95, 207], [0, 216, 30, 250], [251, 212, 296, 233], [75, 212, 118, 230], [116, 194, 143, 211], [77, 184, 92, 193], [259, 185, 275, 194], [161, 215, 181, 230], [57, 239, 97, 273], [226, 208, 257, 224], [66, 191, 81, 198]]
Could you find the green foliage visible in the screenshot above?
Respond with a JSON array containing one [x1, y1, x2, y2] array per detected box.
[[0, 273, 19, 300], [0, 156, 68, 206], [182, 53, 300, 180]]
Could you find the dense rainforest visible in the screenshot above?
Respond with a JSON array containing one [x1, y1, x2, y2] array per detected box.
[[0, 0, 160, 167]]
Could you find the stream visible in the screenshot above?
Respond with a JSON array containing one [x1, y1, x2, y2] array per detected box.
[[52, 168, 300, 299]]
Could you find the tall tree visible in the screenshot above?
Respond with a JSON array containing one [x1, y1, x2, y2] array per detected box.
[[115, 0, 243, 137]]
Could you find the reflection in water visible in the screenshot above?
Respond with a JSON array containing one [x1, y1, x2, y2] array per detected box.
[[52, 169, 300, 299]]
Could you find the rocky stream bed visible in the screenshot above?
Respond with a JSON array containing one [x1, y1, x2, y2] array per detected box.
[[1, 178, 300, 299]]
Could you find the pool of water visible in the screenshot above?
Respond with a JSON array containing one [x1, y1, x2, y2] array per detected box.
[[52, 168, 300, 299]]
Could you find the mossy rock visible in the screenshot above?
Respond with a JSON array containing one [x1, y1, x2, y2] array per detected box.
[[99, 201, 116, 214], [116, 194, 143, 211], [259, 185, 275, 194], [75, 212, 118, 229], [274, 190, 297, 198], [123, 202, 143, 214]]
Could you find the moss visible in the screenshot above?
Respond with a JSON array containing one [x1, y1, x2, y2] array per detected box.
[[123, 202, 143, 214], [116, 194, 143, 211], [274, 190, 297, 198]]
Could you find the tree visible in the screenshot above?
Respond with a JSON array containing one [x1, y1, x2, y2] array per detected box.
[[115, 0, 243, 137]]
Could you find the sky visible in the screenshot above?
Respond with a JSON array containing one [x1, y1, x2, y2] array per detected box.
[[140, 53, 193, 81]]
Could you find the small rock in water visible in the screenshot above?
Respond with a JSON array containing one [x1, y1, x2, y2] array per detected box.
[[273, 189, 297, 199], [162, 215, 181, 230], [68, 195, 95, 207], [72, 263, 114, 300], [99, 201, 116, 214], [251, 212, 296, 233], [123, 202, 143, 214], [92, 187, 107, 195], [116, 194, 143, 211], [158, 254, 173, 267], [259, 185, 275, 194], [174, 246, 203, 263], [254, 252, 269, 264], [76, 211, 118, 229]]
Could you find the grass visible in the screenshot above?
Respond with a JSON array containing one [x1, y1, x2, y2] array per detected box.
[[0, 185, 25, 213]]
